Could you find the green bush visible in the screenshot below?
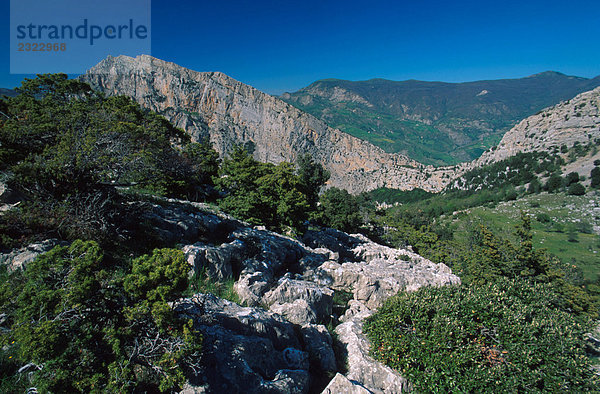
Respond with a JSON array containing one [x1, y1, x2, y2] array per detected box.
[[364, 279, 598, 392], [565, 172, 580, 186], [536, 213, 551, 223], [567, 182, 586, 196], [0, 74, 221, 249], [315, 187, 363, 233], [0, 242, 201, 392], [216, 146, 317, 232], [590, 167, 600, 189], [545, 174, 563, 193]]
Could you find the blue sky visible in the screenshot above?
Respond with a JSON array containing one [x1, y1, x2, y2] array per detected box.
[[1, 0, 600, 94]]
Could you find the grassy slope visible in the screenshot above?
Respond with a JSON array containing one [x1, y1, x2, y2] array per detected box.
[[438, 192, 600, 282]]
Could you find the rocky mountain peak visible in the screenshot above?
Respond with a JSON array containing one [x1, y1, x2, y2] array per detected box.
[[83, 55, 454, 194]]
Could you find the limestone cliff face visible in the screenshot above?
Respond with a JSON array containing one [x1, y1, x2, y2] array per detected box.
[[473, 86, 600, 166], [434, 86, 600, 183], [81, 55, 600, 193], [82, 55, 452, 193]]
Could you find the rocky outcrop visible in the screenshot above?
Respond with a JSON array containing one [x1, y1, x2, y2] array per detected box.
[[335, 310, 411, 393], [0, 239, 66, 272], [174, 294, 311, 393], [263, 278, 334, 324], [321, 373, 371, 394], [304, 229, 460, 309], [81, 55, 455, 193], [473, 86, 600, 167], [134, 199, 460, 392]]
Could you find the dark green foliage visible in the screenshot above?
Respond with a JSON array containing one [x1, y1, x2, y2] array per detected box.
[[364, 279, 598, 393], [364, 187, 434, 204], [536, 212, 551, 223], [1, 74, 219, 199], [0, 241, 201, 392], [296, 153, 330, 210], [527, 177, 542, 194], [545, 174, 563, 193], [567, 182, 586, 196], [453, 151, 562, 192], [216, 146, 312, 232], [565, 172, 581, 186], [124, 248, 189, 305], [0, 74, 220, 249], [315, 187, 362, 233], [590, 167, 600, 188]]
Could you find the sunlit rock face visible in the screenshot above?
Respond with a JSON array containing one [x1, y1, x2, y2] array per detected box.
[[82, 55, 453, 193]]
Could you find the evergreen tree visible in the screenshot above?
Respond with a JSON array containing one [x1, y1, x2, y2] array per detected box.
[[296, 154, 330, 210], [590, 167, 600, 189]]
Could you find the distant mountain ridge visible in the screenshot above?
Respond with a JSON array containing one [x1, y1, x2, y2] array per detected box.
[[0, 88, 16, 98], [80, 55, 600, 194], [281, 72, 600, 165], [81, 55, 456, 194]]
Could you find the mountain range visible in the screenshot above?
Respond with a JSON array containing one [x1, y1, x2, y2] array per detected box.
[[281, 73, 600, 165], [59, 55, 597, 194], [82, 55, 455, 194], [0, 88, 16, 98]]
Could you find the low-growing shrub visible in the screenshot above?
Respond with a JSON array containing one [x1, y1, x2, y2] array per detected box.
[[364, 279, 598, 392]]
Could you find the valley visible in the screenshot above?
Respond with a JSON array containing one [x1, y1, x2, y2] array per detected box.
[[0, 59, 599, 392], [281, 73, 600, 165]]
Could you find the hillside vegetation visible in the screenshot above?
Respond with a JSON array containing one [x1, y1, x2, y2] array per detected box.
[[0, 75, 332, 391], [282, 72, 600, 165], [361, 169, 600, 391], [0, 74, 598, 392]]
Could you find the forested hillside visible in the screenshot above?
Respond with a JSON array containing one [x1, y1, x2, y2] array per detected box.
[[0, 75, 598, 392], [282, 72, 600, 165]]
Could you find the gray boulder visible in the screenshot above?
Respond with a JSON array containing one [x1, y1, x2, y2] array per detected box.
[[234, 268, 274, 306], [174, 294, 311, 393], [270, 299, 317, 325], [321, 373, 372, 394], [335, 310, 411, 393], [300, 324, 337, 373], [184, 239, 247, 280], [263, 278, 334, 324], [0, 239, 65, 272]]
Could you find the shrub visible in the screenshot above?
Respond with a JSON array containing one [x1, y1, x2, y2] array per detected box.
[[216, 146, 313, 232], [0, 242, 201, 392], [527, 178, 541, 194], [590, 167, 600, 189], [545, 174, 563, 193], [364, 279, 598, 392], [565, 172, 580, 186], [315, 187, 363, 233], [536, 213, 551, 223], [567, 182, 585, 196]]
